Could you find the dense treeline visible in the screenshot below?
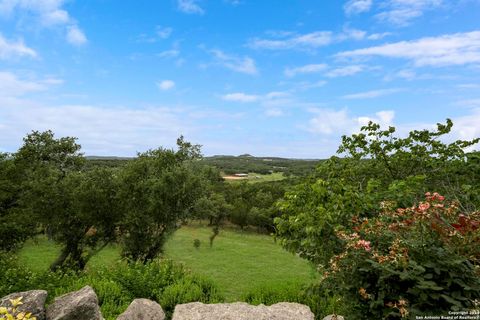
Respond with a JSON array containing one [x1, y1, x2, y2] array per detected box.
[[201, 155, 320, 176]]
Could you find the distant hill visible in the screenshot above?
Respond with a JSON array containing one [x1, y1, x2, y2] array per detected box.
[[202, 155, 322, 176], [85, 154, 322, 176]]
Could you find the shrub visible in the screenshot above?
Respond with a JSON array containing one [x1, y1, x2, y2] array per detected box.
[[193, 239, 201, 249], [159, 275, 223, 318], [321, 193, 480, 319], [243, 283, 346, 320]]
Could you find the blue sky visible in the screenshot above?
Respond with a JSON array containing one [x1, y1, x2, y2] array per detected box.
[[0, 0, 479, 158]]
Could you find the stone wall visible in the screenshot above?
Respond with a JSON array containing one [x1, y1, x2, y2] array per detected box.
[[0, 286, 343, 320]]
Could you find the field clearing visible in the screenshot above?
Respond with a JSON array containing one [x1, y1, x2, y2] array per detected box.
[[18, 226, 317, 301], [223, 172, 286, 183]]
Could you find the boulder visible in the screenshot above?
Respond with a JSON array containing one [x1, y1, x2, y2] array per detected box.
[[0, 290, 48, 320], [46, 286, 102, 320], [323, 315, 345, 320], [172, 302, 314, 320], [117, 299, 165, 320]]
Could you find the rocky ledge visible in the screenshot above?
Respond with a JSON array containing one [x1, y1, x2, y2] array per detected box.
[[0, 286, 343, 320]]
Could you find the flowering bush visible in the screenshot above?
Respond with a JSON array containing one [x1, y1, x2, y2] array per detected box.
[[0, 297, 37, 320], [321, 193, 480, 319]]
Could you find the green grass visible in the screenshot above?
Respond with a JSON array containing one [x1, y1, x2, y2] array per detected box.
[[18, 226, 317, 301], [246, 172, 286, 183], [18, 237, 121, 273], [164, 225, 317, 300]]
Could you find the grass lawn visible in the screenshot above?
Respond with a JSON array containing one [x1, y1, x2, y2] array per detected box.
[[18, 226, 317, 301], [18, 237, 121, 273], [164, 225, 317, 300]]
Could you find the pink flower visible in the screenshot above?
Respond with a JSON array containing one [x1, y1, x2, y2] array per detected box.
[[418, 202, 430, 212], [356, 239, 371, 251]]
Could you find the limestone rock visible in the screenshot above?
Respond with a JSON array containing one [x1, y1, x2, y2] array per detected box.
[[117, 299, 165, 320], [323, 315, 345, 320], [1, 290, 48, 320], [172, 302, 314, 320], [46, 286, 102, 320]]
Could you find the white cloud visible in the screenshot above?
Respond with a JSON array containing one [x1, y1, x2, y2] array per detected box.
[[177, 0, 204, 15], [156, 26, 173, 39], [367, 32, 392, 40], [376, 0, 443, 26], [308, 108, 353, 134], [308, 108, 395, 135], [294, 80, 327, 91], [0, 103, 195, 156], [0, 72, 62, 97], [284, 64, 328, 77], [264, 108, 284, 117], [249, 31, 333, 50], [157, 80, 175, 91], [157, 50, 180, 59], [337, 27, 367, 41], [0, 0, 86, 46], [358, 110, 395, 127], [0, 33, 36, 59], [337, 31, 480, 67], [66, 25, 87, 46], [344, 0, 373, 15], [0, 72, 44, 96], [249, 27, 386, 52], [209, 49, 258, 75], [326, 65, 364, 77], [222, 92, 259, 102], [221, 91, 292, 116], [343, 88, 403, 99]]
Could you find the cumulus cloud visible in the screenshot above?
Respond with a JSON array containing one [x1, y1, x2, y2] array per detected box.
[[157, 80, 175, 91], [209, 49, 258, 75], [342, 88, 403, 99], [66, 25, 87, 46], [0, 33, 36, 59], [344, 0, 373, 15], [177, 0, 204, 15], [284, 64, 328, 77], [308, 108, 395, 135], [376, 0, 443, 26], [337, 31, 480, 67], [0, 103, 194, 156]]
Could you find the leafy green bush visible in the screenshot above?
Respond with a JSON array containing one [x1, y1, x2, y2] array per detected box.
[[321, 193, 480, 319], [243, 283, 346, 320], [159, 275, 223, 318], [0, 258, 223, 320]]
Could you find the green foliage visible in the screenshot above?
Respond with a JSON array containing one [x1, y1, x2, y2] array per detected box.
[[118, 137, 209, 261], [159, 275, 223, 318], [202, 155, 319, 176], [321, 194, 480, 319], [275, 178, 367, 266], [0, 256, 222, 320], [243, 283, 346, 320]]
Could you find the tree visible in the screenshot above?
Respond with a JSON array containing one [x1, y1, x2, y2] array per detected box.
[[118, 137, 207, 261], [275, 119, 480, 266], [15, 131, 120, 270], [0, 153, 32, 251]]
